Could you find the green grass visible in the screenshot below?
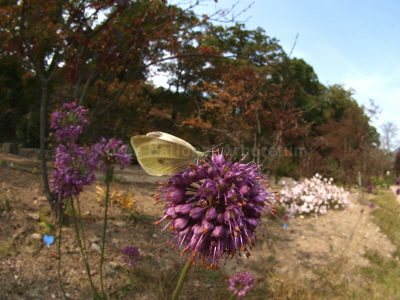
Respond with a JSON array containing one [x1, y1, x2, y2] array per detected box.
[[0, 196, 11, 212], [369, 190, 400, 257], [120, 210, 154, 224], [38, 209, 55, 234], [344, 190, 400, 299], [0, 239, 18, 259], [358, 251, 400, 298]]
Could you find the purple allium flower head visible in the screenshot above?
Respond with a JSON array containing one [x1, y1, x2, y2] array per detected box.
[[154, 152, 276, 270], [367, 185, 374, 193], [396, 178, 400, 185], [369, 202, 376, 209], [50, 101, 89, 142], [396, 188, 400, 196], [91, 137, 131, 171], [227, 271, 255, 297], [121, 246, 141, 267], [50, 101, 96, 197], [51, 143, 97, 198]]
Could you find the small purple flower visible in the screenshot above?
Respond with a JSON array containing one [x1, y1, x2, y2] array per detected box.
[[369, 202, 376, 209], [367, 185, 374, 193], [396, 188, 400, 196], [154, 152, 276, 269], [50, 101, 89, 142], [121, 246, 141, 267], [396, 178, 400, 185], [91, 137, 131, 171], [227, 272, 255, 297], [51, 143, 96, 198]]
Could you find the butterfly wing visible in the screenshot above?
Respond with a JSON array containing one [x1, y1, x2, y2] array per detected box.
[[146, 132, 197, 151], [131, 135, 199, 176], [147, 132, 206, 160]]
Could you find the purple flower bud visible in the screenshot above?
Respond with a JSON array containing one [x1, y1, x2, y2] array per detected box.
[[207, 166, 217, 178], [192, 224, 203, 237], [189, 207, 204, 219], [179, 226, 193, 240], [201, 218, 215, 232], [195, 168, 208, 180], [189, 170, 198, 181], [243, 218, 259, 231], [224, 170, 234, 182], [174, 217, 189, 230], [216, 213, 224, 224], [205, 207, 217, 221], [240, 185, 249, 195], [175, 204, 193, 215], [212, 154, 225, 166], [165, 206, 178, 218], [212, 225, 224, 238], [167, 187, 185, 203]]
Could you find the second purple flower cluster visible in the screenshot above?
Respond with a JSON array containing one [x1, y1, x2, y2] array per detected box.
[[50, 101, 131, 198]]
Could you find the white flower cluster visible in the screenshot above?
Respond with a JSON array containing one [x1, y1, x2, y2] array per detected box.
[[278, 173, 350, 217]]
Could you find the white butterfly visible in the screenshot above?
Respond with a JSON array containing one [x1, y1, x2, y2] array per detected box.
[[131, 131, 206, 176]]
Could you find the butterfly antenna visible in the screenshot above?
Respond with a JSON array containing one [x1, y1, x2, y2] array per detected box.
[[206, 142, 226, 154]]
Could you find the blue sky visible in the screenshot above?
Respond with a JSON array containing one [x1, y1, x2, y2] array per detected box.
[[187, 0, 400, 144]]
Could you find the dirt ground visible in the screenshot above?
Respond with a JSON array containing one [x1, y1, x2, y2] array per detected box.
[[0, 153, 399, 299]]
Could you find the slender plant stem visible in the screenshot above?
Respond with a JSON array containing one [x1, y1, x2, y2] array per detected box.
[[76, 197, 93, 273], [171, 258, 193, 300], [99, 165, 113, 299], [57, 196, 69, 299], [71, 197, 101, 299], [227, 294, 236, 300]]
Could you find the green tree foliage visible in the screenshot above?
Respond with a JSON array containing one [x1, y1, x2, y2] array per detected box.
[[0, 56, 40, 147], [299, 85, 383, 185]]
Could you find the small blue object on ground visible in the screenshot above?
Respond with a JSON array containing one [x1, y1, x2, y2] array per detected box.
[[43, 235, 55, 247]]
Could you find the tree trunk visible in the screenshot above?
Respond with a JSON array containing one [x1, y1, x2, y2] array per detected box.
[[40, 83, 52, 206]]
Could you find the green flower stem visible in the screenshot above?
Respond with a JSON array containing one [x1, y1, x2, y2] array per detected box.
[[99, 165, 114, 299], [57, 196, 69, 299], [171, 258, 193, 300], [71, 197, 101, 299], [227, 294, 236, 300]]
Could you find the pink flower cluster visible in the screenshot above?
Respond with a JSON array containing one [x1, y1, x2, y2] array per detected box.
[[278, 173, 349, 217]]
